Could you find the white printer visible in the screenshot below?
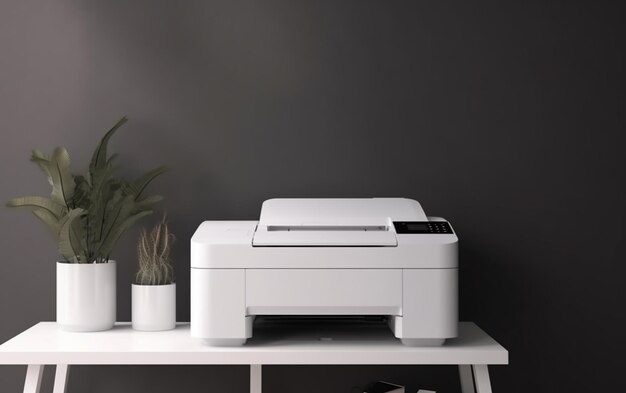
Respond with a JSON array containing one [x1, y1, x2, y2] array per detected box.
[[190, 198, 458, 346]]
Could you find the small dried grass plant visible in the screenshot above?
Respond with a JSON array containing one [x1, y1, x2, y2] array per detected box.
[[135, 215, 175, 285]]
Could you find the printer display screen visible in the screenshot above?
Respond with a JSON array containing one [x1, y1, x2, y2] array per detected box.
[[406, 223, 429, 231], [393, 221, 452, 234]]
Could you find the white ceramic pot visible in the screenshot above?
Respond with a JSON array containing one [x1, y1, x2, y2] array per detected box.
[[132, 283, 176, 331], [56, 261, 116, 332]]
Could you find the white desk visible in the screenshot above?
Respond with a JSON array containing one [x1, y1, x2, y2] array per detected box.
[[0, 321, 507, 393]]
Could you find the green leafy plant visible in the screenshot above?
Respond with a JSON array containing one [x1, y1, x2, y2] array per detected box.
[[135, 215, 175, 285], [6, 117, 166, 263]]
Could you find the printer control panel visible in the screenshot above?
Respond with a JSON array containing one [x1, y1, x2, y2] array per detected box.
[[393, 221, 453, 234]]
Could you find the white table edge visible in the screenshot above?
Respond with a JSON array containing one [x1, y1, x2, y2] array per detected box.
[[0, 321, 508, 393]]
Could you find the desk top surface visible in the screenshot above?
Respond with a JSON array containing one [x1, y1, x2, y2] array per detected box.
[[0, 321, 508, 365]]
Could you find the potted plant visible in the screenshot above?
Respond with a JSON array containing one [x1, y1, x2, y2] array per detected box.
[[132, 215, 176, 331], [6, 117, 166, 331]]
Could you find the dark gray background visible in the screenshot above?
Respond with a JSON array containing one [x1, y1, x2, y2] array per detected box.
[[1, 0, 624, 392]]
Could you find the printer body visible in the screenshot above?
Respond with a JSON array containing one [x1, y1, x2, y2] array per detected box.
[[191, 198, 458, 346]]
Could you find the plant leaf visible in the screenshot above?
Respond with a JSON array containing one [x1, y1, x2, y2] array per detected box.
[[72, 175, 91, 210], [30, 150, 53, 186], [89, 181, 123, 246], [6, 196, 66, 218], [133, 195, 163, 212], [32, 209, 62, 236], [97, 210, 152, 260], [125, 166, 167, 200], [89, 116, 127, 176], [73, 216, 88, 263], [101, 194, 134, 239], [84, 159, 120, 248], [49, 147, 76, 208], [91, 192, 134, 260], [106, 153, 119, 165], [58, 208, 85, 262]]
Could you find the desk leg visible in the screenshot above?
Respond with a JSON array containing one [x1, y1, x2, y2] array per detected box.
[[53, 364, 70, 393], [23, 365, 44, 393], [472, 365, 492, 393], [459, 365, 475, 393], [250, 364, 262, 393]]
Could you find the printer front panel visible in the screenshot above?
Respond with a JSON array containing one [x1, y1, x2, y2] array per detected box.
[[245, 269, 402, 315]]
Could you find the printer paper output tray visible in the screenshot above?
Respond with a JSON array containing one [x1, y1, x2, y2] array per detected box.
[[251, 225, 398, 246]]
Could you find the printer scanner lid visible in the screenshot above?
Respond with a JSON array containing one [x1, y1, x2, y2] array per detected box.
[[252, 198, 427, 247]]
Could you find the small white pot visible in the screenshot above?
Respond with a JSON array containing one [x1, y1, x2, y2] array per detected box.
[[132, 283, 176, 331], [56, 261, 116, 332]]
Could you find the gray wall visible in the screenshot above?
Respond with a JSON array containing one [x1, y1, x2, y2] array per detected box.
[[1, 0, 624, 392]]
